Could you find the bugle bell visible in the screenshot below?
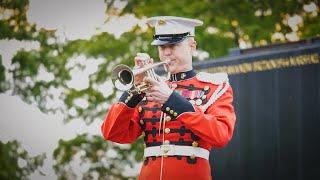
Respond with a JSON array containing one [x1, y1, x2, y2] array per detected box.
[[111, 60, 169, 93]]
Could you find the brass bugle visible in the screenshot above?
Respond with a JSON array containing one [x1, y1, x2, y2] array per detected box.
[[111, 60, 169, 92]]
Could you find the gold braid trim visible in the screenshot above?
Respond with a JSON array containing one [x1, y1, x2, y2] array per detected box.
[[204, 54, 319, 75]]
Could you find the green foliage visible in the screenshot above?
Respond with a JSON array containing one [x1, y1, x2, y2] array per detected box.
[[53, 134, 143, 180], [0, 56, 9, 92], [0, 140, 45, 180], [123, 0, 320, 57], [0, 56, 4, 82], [8, 25, 160, 124], [0, 0, 37, 40]]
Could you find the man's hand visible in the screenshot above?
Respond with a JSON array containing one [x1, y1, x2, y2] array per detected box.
[[145, 77, 173, 104], [134, 53, 153, 86]]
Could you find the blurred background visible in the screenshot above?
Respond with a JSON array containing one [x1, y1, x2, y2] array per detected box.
[[0, 0, 319, 179]]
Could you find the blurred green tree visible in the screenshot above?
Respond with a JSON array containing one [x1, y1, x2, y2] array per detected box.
[[1, 0, 319, 179], [0, 56, 8, 92], [0, 140, 45, 180], [53, 134, 143, 180]]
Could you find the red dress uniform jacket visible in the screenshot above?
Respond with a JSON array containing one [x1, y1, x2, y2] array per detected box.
[[101, 70, 236, 180]]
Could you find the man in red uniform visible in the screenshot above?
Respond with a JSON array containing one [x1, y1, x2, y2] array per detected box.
[[101, 16, 236, 180]]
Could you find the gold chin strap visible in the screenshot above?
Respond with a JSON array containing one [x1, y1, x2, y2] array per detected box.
[[159, 81, 174, 180], [159, 112, 166, 180]]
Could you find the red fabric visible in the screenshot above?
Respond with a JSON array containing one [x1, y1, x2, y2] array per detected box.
[[178, 85, 236, 148], [101, 103, 141, 143], [138, 157, 211, 180], [101, 76, 236, 179]]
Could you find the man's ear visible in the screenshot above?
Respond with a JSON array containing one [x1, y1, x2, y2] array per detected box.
[[188, 38, 197, 51], [188, 38, 197, 55]]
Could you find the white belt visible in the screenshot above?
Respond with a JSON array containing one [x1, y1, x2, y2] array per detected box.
[[144, 145, 210, 160]]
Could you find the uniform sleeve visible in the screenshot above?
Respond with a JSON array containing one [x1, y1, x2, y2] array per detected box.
[[101, 92, 144, 143], [162, 85, 236, 148]]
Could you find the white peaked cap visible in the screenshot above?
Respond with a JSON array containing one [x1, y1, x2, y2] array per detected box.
[[146, 16, 203, 36]]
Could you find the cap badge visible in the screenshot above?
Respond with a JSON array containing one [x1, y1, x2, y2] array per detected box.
[[181, 73, 186, 79], [158, 19, 166, 26]]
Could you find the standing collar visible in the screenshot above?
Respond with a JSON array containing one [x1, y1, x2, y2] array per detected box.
[[169, 69, 196, 82]]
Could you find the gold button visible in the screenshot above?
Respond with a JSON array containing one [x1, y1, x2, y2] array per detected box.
[[140, 119, 144, 125], [138, 106, 142, 112], [169, 110, 174, 114], [143, 143, 146, 148], [181, 73, 186, 79], [165, 116, 171, 122], [163, 154, 168, 158], [189, 100, 195, 105], [171, 84, 177, 89], [164, 140, 170, 145], [164, 128, 170, 134], [190, 154, 196, 159], [192, 141, 198, 147], [141, 131, 145, 137], [173, 112, 177, 117], [204, 86, 209, 91], [201, 95, 207, 100], [166, 107, 170, 111], [196, 99, 202, 106]]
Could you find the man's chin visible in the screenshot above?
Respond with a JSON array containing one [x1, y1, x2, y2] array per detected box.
[[168, 68, 178, 74]]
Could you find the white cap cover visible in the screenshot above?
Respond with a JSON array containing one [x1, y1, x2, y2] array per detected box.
[[146, 16, 203, 45]]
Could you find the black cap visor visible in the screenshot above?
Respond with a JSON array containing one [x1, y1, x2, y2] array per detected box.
[[151, 32, 190, 46]]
